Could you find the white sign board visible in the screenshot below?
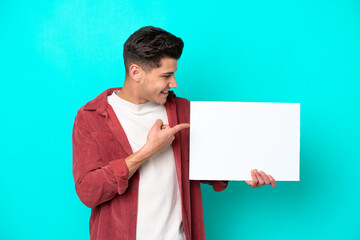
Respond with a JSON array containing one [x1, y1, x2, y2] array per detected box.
[[189, 102, 300, 181]]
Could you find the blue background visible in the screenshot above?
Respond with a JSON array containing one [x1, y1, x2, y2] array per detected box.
[[1, 0, 359, 239]]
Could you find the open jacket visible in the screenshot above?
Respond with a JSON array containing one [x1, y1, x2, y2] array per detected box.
[[72, 87, 228, 240]]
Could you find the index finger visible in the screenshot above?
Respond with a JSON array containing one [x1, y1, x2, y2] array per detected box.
[[171, 123, 190, 134], [250, 169, 259, 188]]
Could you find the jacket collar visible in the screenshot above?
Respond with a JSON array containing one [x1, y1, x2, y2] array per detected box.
[[84, 87, 176, 116]]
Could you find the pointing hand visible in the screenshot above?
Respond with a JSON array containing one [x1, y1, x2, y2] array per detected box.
[[144, 119, 190, 156]]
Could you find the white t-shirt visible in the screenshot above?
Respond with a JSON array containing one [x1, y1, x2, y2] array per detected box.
[[107, 90, 185, 240]]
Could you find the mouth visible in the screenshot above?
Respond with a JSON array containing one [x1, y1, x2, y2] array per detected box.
[[160, 90, 169, 95]]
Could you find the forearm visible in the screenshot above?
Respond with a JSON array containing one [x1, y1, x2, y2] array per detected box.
[[124, 120, 190, 180], [124, 145, 153, 179], [75, 164, 120, 208]]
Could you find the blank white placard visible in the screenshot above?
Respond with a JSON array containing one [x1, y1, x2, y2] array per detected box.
[[189, 102, 300, 181]]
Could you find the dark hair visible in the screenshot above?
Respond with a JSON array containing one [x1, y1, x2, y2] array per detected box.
[[123, 26, 184, 74]]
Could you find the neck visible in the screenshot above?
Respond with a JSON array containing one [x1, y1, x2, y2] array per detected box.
[[117, 79, 148, 105]]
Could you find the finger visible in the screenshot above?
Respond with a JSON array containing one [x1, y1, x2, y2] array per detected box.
[[149, 119, 163, 133], [171, 123, 190, 134], [161, 124, 170, 130], [250, 170, 259, 188], [268, 174, 277, 187], [254, 169, 265, 186], [154, 119, 164, 128], [259, 170, 271, 185]]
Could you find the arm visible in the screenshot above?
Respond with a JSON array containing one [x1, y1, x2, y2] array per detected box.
[[200, 170, 277, 191], [72, 113, 130, 208], [73, 115, 189, 208]]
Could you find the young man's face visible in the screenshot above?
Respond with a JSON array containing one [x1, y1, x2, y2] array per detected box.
[[139, 57, 178, 105]]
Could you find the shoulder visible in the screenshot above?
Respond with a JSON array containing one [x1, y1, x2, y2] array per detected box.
[[73, 106, 91, 130], [74, 87, 120, 126], [173, 95, 190, 123], [174, 96, 190, 109]]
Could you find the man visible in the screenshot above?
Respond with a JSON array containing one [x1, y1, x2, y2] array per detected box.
[[72, 26, 276, 240]]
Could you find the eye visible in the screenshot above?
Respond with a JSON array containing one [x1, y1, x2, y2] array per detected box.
[[163, 75, 171, 79]]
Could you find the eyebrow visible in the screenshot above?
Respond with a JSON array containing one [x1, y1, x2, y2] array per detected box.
[[161, 68, 177, 75], [161, 72, 175, 75]]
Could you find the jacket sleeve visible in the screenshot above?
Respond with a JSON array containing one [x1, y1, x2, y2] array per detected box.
[[72, 113, 129, 208], [200, 181, 229, 192]]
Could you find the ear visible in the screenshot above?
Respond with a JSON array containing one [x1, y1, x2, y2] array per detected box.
[[129, 64, 144, 82]]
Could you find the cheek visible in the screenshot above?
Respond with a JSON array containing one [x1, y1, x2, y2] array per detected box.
[[141, 78, 154, 93], [153, 81, 167, 93], [143, 76, 167, 94]]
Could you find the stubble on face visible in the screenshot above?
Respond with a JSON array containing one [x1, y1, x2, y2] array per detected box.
[[140, 58, 178, 105]]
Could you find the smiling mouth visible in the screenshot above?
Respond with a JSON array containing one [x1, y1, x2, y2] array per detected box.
[[161, 90, 169, 94]]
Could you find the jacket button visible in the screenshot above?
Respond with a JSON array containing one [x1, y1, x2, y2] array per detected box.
[[132, 186, 136, 190], [131, 212, 135, 216]]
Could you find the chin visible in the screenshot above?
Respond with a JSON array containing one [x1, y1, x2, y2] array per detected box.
[[150, 98, 166, 105], [157, 96, 168, 105], [159, 99, 167, 105]]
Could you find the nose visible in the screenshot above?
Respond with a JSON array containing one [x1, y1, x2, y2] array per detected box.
[[169, 76, 177, 89]]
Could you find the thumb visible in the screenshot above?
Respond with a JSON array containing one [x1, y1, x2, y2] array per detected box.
[[154, 119, 164, 128], [244, 180, 253, 187]]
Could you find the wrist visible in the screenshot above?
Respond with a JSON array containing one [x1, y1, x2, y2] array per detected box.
[[139, 143, 155, 159]]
